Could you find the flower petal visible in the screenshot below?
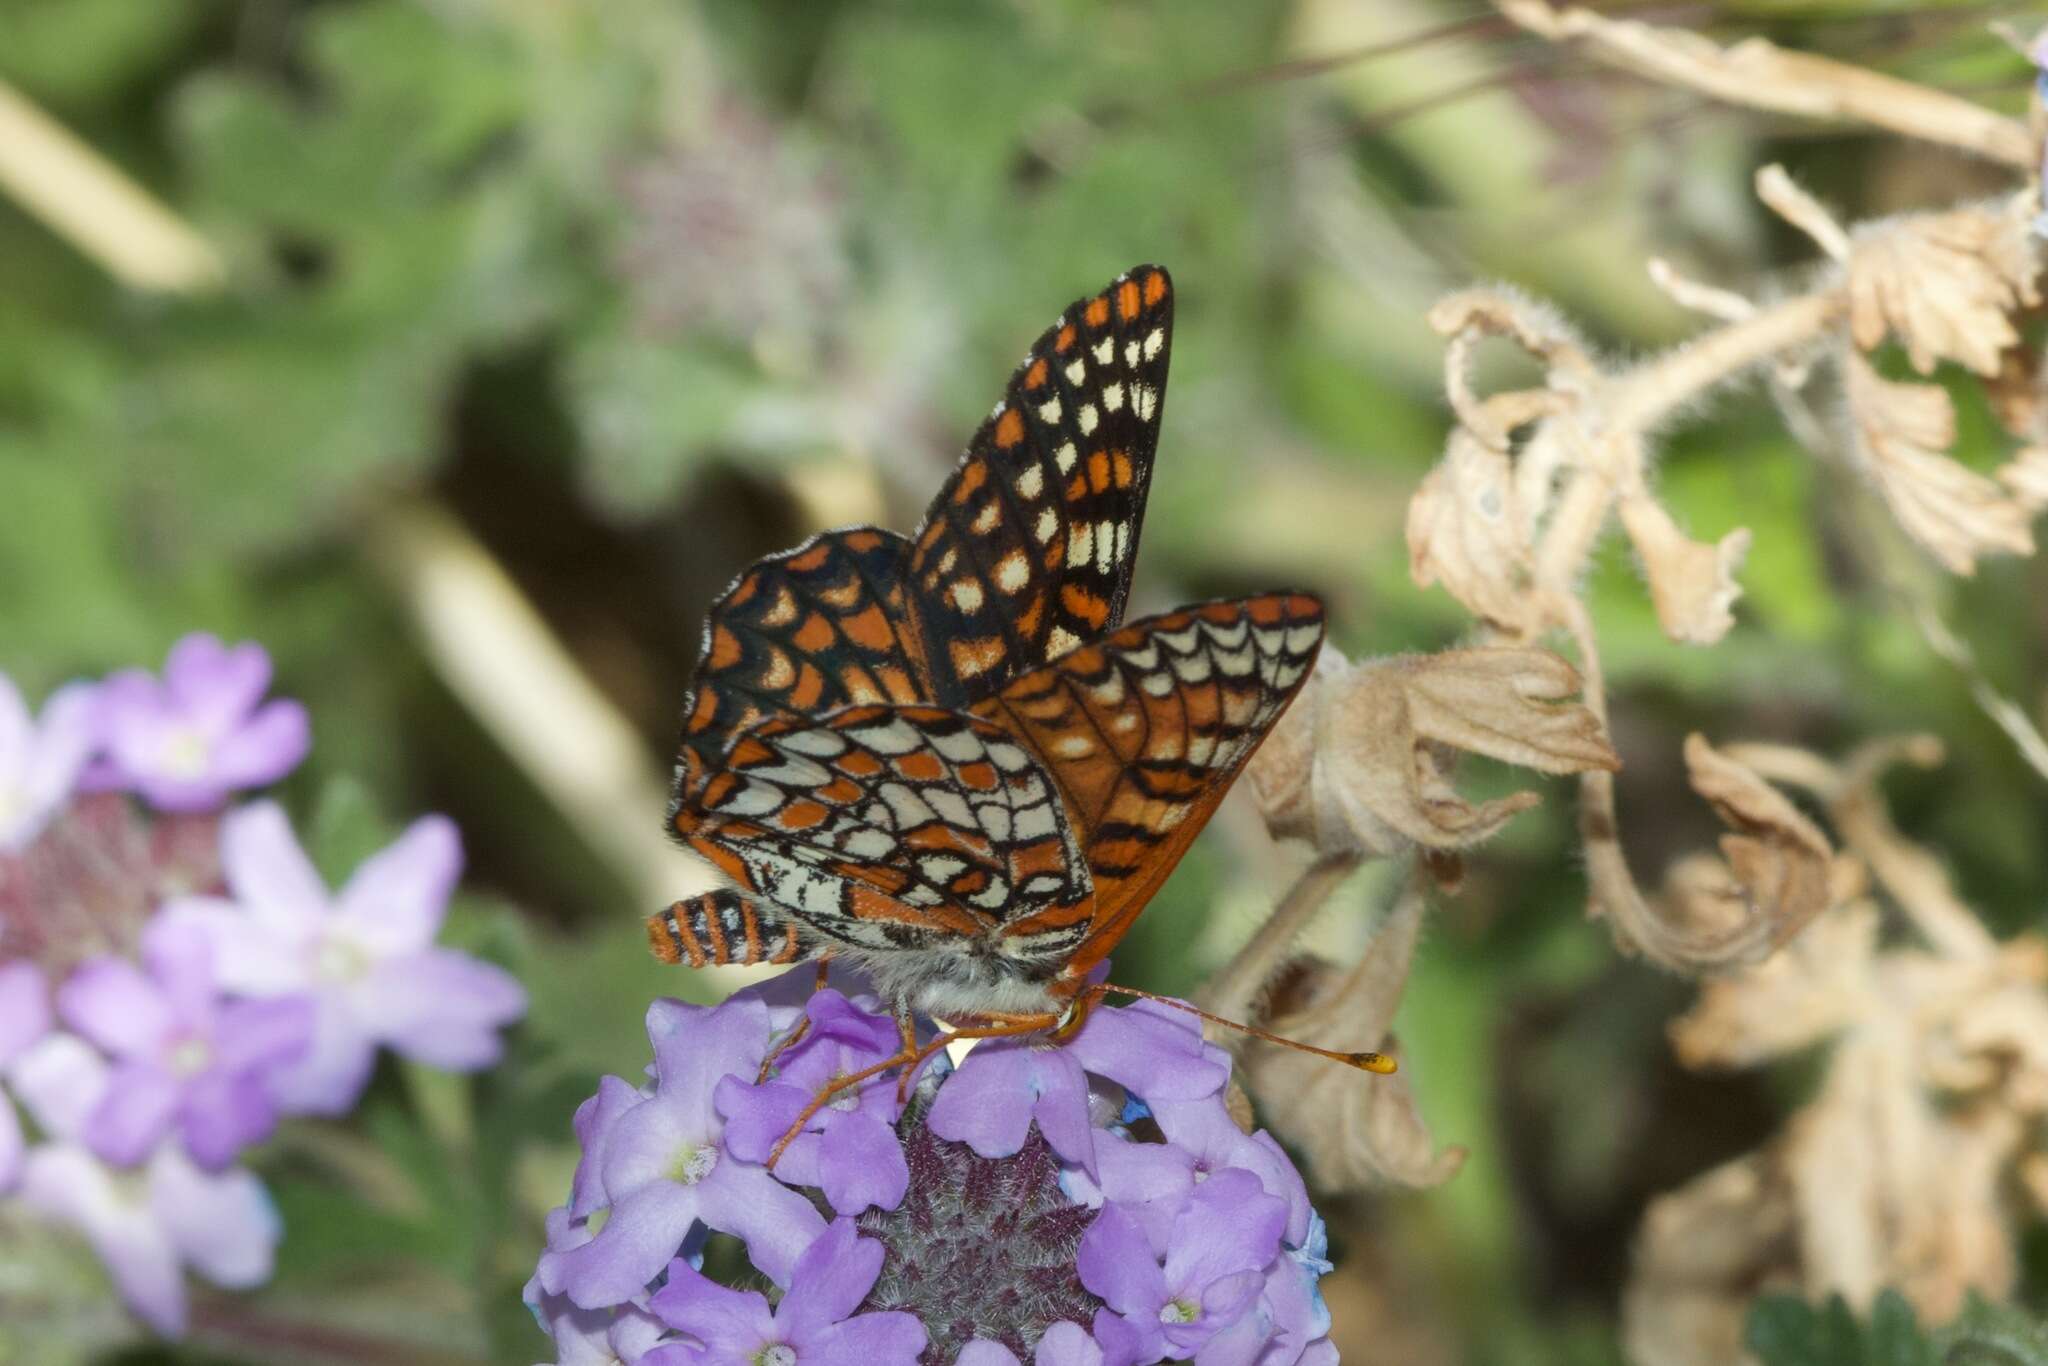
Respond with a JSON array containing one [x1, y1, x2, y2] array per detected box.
[[958, 1341, 1024, 1366], [140, 915, 221, 1031], [21, 1142, 188, 1336], [333, 814, 462, 954], [546, 1179, 704, 1309], [213, 995, 315, 1074], [149, 1145, 280, 1287], [572, 1076, 647, 1218], [208, 699, 311, 790], [927, 1044, 1044, 1160], [803, 1311, 928, 1366], [356, 949, 525, 1066], [779, 1219, 881, 1340], [649, 1260, 778, 1359], [648, 996, 773, 1102], [695, 1160, 830, 1288], [85, 1060, 183, 1168], [57, 957, 172, 1059], [1077, 1201, 1168, 1321], [815, 1111, 909, 1216], [1066, 1002, 1228, 1103], [1163, 1170, 1287, 1300], [180, 1069, 280, 1170], [220, 802, 332, 933], [163, 634, 270, 733], [265, 995, 378, 1116], [156, 897, 308, 995], [1035, 1321, 1104, 1366], [11, 1033, 109, 1139], [0, 960, 52, 1066]]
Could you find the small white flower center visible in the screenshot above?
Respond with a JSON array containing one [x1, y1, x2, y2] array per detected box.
[[167, 1036, 212, 1078], [159, 728, 213, 780], [755, 1344, 797, 1366], [827, 1070, 862, 1113], [313, 932, 374, 984], [670, 1142, 719, 1185], [1160, 1299, 1200, 1325]]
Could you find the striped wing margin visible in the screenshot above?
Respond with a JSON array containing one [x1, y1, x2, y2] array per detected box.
[[671, 703, 1092, 952], [907, 266, 1173, 707], [673, 528, 929, 800], [969, 593, 1325, 974]]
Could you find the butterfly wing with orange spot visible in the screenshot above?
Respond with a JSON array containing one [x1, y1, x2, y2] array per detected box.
[[907, 266, 1174, 707], [671, 703, 1093, 955], [673, 528, 935, 802], [969, 593, 1325, 977]]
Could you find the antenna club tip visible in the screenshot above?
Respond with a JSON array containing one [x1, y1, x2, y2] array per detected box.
[[1352, 1052, 1399, 1074]]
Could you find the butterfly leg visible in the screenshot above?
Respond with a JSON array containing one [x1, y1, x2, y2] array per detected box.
[[755, 958, 836, 1083]]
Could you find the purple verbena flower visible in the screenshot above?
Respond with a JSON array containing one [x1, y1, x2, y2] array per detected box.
[[716, 988, 913, 1215], [644, 1218, 925, 1366], [160, 801, 526, 1114], [927, 1001, 1228, 1178], [535, 995, 826, 1309], [10, 1027, 281, 1337], [0, 673, 98, 854], [57, 915, 313, 1170], [532, 968, 1338, 1366], [88, 634, 309, 812], [1077, 1170, 1288, 1363], [523, 1277, 673, 1366]]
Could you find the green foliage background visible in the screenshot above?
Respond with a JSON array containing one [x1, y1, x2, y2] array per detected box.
[[0, 0, 2042, 1361]]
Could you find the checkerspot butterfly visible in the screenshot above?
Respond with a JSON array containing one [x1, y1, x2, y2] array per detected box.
[[652, 267, 1325, 1031]]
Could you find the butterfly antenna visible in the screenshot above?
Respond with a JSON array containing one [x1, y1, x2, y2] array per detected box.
[[1091, 982, 1398, 1074]]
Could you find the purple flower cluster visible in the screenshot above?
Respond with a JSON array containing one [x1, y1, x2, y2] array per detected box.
[[528, 967, 1336, 1366], [0, 635, 526, 1336]]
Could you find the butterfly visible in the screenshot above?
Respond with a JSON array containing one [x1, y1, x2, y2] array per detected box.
[[650, 266, 1325, 1032]]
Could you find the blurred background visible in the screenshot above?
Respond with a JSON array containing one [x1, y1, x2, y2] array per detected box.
[[1, 0, 2044, 1361]]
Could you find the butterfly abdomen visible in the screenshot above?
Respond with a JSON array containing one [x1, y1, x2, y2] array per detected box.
[[648, 890, 810, 968]]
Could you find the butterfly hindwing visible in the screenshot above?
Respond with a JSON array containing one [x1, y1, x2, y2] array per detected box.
[[969, 594, 1325, 969], [673, 528, 931, 799], [672, 703, 1093, 954], [907, 266, 1174, 707]]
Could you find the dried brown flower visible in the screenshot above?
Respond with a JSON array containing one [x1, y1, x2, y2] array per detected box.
[[1846, 199, 2043, 378], [1406, 430, 1543, 636], [1246, 645, 1619, 860], [1240, 885, 1466, 1192], [1844, 350, 2035, 575], [1627, 741, 2048, 1355]]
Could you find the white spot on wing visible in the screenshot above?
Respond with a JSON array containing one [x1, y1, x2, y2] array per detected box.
[[1016, 464, 1045, 499], [1078, 405, 1099, 436], [1065, 359, 1086, 385], [1102, 383, 1125, 412], [1144, 328, 1164, 360], [1055, 442, 1077, 473], [1037, 399, 1062, 424]]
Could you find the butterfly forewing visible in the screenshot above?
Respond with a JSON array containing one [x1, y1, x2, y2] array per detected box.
[[969, 594, 1325, 970], [673, 528, 930, 799], [907, 266, 1173, 707], [672, 703, 1092, 953]]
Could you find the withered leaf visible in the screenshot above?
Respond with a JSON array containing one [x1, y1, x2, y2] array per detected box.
[[1248, 646, 1619, 859], [1617, 493, 1752, 646], [1405, 430, 1542, 635], [1242, 888, 1465, 1191], [1844, 351, 2035, 576], [1847, 201, 2043, 378]]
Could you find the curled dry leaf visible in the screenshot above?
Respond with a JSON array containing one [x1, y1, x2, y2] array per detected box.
[[1844, 350, 2035, 575], [1246, 645, 1619, 860], [1406, 429, 1543, 634], [1585, 736, 1835, 972], [1616, 494, 1753, 645], [1846, 198, 2043, 377], [1680, 733, 1834, 953], [1241, 886, 1466, 1191], [1623, 1153, 1796, 1366]]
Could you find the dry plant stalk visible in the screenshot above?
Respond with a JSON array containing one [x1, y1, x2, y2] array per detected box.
[[1627, 741, 2048, 1364], [1403, 47, 2045, 966]]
